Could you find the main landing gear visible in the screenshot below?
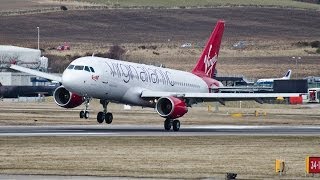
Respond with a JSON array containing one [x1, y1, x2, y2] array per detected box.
[[97, 100, 113, 124], [79, 97, 90, 119], [164, 119, 180, 131]]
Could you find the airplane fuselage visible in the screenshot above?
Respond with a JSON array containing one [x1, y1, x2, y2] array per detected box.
[[62, 56, 211, 107]]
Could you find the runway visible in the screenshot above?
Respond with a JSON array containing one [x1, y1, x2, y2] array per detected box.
[[1, 125, 320, 136]]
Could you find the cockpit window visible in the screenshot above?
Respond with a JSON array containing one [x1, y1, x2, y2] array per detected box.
[[67, 65, 74, 69], [89, 67, 95, 73], [84, 66, 90, 72], [74, 65, 84, 70]]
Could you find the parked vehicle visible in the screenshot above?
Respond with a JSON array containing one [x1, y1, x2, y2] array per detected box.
[[57, 42, 70, 51]]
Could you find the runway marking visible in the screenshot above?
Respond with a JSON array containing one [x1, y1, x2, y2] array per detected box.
[[1, 125, 320, 136]]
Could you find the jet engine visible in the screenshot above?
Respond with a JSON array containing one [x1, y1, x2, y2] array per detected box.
[[156, 96, 188, 119], [53, 86, 84, 108]]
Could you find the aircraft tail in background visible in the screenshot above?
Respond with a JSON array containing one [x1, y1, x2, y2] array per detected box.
[[282, 69, 292, 79], [191, 20, 225, 79]]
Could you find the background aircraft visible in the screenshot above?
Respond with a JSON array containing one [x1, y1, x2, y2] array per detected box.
[[255, 69, 292, 86], [10, 20, 300, 131]]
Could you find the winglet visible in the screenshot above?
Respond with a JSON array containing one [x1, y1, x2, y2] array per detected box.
[[191, 20, 225, 78]]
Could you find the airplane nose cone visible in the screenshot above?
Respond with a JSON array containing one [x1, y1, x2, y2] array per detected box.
[[62, 70, 78, 92]]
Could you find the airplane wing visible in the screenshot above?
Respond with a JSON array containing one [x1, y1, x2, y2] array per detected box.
[[10, 64, 62, 83], [211, 86, 272, 91], [141, 90, 302, 105]]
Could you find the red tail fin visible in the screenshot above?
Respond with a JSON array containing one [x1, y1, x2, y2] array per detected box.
[[192, 20, 225, 78]]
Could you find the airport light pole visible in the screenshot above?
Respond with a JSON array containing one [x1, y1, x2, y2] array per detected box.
[[37, 27, 40, 50]]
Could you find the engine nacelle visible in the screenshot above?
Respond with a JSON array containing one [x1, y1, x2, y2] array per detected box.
[[53, 86, 84, 108], [156, 96, 188, 119]]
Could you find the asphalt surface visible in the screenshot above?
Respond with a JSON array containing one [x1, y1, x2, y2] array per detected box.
[[0, 125, 320, 136]]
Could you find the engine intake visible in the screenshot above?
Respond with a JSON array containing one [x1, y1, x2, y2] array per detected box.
[[156, 96, 188, 119], [53, 86, 83, 108]]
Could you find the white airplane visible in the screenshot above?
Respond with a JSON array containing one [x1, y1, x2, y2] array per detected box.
[[10, 20, 300, 131], [255, 69, 292, 86]]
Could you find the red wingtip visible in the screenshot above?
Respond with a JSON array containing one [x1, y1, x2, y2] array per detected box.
[[192, 20, 225, 78]]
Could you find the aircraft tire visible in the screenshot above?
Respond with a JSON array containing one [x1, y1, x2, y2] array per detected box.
[[80, 111, 85, 119], [105, 113, 113, 124], [164, 119, 172, 131], [97, 112, 104, 124], [84, 111, 89, 119], [173, 120, 180, 132]]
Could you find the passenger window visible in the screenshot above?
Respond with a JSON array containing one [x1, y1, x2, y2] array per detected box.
[[84, 66, 90, 72], [74, 65, 84, 70], [89, 67, 95, 73], [67, 65, 74, 69]]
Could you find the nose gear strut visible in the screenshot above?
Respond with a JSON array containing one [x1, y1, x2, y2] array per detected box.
[[79, 96, 91, 119]]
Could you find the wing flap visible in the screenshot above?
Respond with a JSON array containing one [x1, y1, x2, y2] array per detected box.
[[10, 64, 62, 83]]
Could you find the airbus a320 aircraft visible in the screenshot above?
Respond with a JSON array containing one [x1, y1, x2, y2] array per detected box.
[[11, 20, 300, 131]]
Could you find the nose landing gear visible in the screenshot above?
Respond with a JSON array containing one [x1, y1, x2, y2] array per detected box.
[[80, 97, 90, 119]]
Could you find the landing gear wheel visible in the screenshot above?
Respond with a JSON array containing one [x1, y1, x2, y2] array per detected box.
[[80, 111, 85, 119], [173, 120, 180, 132], [80, 96, 91, 119], [105, 113, 113, 124], [97, 112, 104, 124], [84, 111, 89, 119], [164, 119, 172, 131], [98, 100, 113, 125]]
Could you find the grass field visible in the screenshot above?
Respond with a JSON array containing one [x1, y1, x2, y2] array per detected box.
[[72, 0, 320, 9], [1, 0, 319, 11], [0, 136, 319, 179]]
